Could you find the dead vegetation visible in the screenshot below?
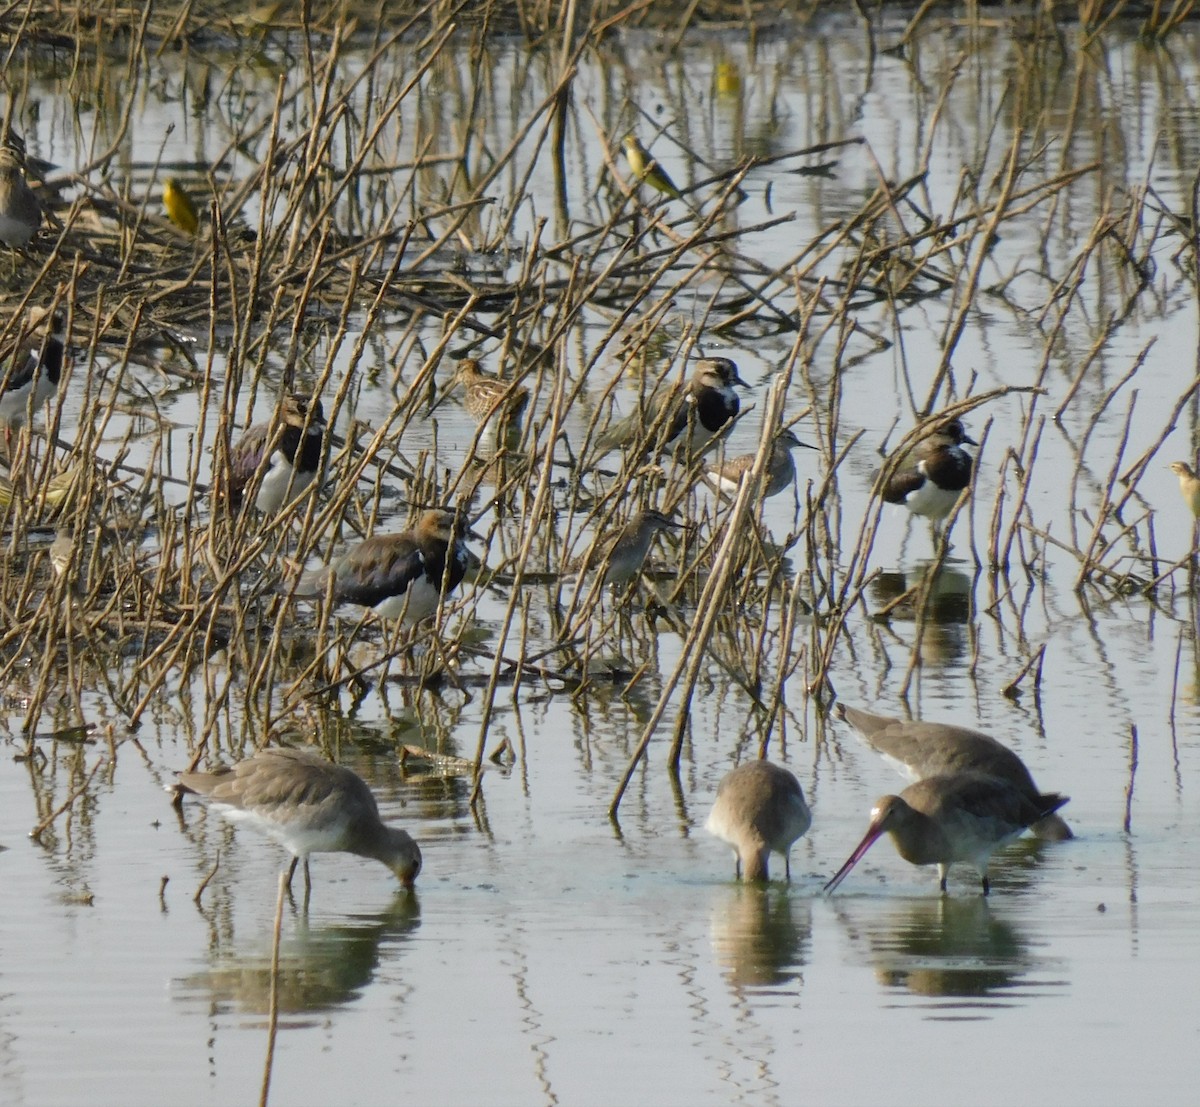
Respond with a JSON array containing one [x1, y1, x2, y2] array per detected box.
[[1, 1, 1197, 829]]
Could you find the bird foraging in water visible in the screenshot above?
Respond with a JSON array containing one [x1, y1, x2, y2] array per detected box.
[[824, 771, 1068, 896], [289, 507, 475, 623], [877, 416, 976, 523], [706, 761, 812, 882], [705, 427, 815, 499], [0, 146, 41, 251], [0, 309, 66, 445], [835, 703, 1072, 841], [621, 133, 683, 200], [173, 747, 422, 893], [225, 394, 326, 517], [595, 357, 747, 460], [163, 177, 200, 236]]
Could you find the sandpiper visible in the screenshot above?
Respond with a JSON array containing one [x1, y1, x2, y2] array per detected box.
[[174, 747, 422, 892], [453, 358, 529, 424], [1168, 461, 1200, 520], [452, 357, 529, 456], [824, 771, 1068, 896], [0, 310, 66, 443], [706, 428, 815, 499], [291, 507, 475, 623], [226, 394, 326, 516], [163, 177, 200, 236], [621, 133, 683, 200], [706, 760, 812, 882], [584, 507, 681, 586], [0, 146, 41, 251], [596, 357, 747, 459], [836, 703, 1072, 840], [878, 416, 976, 522]]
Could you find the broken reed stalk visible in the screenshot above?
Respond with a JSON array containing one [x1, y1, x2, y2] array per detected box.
[[1123, 723, 1138, 834], [1001, 643, 1047, 701]]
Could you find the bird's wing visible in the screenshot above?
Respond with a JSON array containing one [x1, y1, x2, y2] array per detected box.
[[332, 535, 425, 608]]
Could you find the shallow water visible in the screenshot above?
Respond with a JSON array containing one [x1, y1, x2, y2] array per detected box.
[[3, 9, 1200, 1107]]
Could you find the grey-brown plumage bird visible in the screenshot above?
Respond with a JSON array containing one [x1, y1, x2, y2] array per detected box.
[[226, 394, 326, 516], [836, 703, 1072, 841], [706, 761, 812, 882], [706, 428, 815, 499], [579, 508, 681, 586], [595, 357, 747, 459], [0, 146, 41, 250], [291, 508, 474, 623], [824, 771, 1068, 896], [174, 747, 422, 892], [877, 417, 976, 521]]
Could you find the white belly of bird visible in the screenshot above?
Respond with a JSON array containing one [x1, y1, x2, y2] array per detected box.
[[255, 450, 316, 514], [373, 575, 443, 623], [0, 212, 34, 247], [904, 478, 962, 520], [0, 370, 52, 427]]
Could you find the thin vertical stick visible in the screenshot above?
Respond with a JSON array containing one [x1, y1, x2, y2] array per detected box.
[[1122, 724, 1138, 835], [260, 870, 288, 1107]]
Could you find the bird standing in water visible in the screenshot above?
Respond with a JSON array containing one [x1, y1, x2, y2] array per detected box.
[[174, 747, 422, 894], [706, 760, 812, 882], [824, 771, 1068, 896], [225, 394, 327, 517], [584, 508, 681, 587], [595, 357, 747, 461], [0, 146, 41, 253], [705, 428, 815, 500], [290, 507, 475, 624], [452, 358, 529, 455], [0, 310, 67, 448], [877, 416, 976, 523], [835, 703, 1072, 841]]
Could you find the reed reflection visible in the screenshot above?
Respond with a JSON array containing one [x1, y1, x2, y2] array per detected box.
[[870, 564, 976, 670]]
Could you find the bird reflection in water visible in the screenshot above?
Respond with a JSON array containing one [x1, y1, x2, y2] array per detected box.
[[870, 565, 975, 670], [175, 895, 420, 1024], [870, 897, 1029, 1001], [709, 885, 811, 992], [835, 890, 1062, 1006]]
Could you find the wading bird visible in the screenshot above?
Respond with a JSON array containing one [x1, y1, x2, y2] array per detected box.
[[174, 748, 422, 893]]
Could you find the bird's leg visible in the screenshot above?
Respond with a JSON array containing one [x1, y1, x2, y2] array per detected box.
[[981, 874, 990, 896], [734, 857, 742, 881], [784, 855, 792, 883], [938, 863, 949, 893], [285, 855, 299, 890], [303, 858, 312, 892]]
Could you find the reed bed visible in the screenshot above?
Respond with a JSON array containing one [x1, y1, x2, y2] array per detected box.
[[1, 0, 1198, 840]]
